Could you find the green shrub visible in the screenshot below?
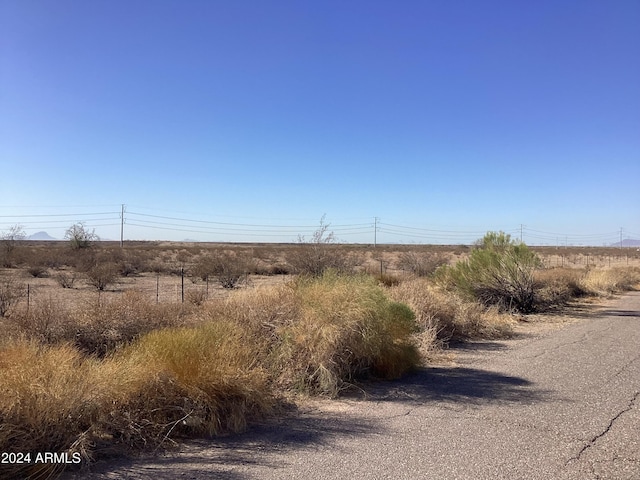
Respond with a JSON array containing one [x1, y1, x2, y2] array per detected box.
[[439, 232, 541, 313]]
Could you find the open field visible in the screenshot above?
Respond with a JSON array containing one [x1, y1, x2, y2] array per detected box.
[[2, 241, 639, 309], [1, 239, 639, 479]]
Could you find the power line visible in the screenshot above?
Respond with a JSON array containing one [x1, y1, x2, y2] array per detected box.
[[2, 206, 636, 245], [0, 211, 120, 218]]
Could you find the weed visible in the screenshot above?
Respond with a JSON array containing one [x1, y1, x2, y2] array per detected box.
[[0, 275, 26, 317], [54, 271, 77, 289], [397, 251, 448, 276], [86, 263, 118, 291], [390, 277, 513, 344], [277, 272, 420, 396], [286, 216, 359, 276]]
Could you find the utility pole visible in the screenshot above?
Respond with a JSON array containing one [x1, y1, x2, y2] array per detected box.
[[520, 224, 524, 243], [120, 204, 125, 247], [374, 217, 378, 248], [620, 227, 623, 250]]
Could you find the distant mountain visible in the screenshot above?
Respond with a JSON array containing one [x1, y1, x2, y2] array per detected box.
[[27, 231, 57, 241], [611, 239, 640, 248]]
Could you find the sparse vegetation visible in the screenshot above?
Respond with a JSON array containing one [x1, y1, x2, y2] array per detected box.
[[65, 222, 99, 249], [86, 262, 119, 291], [286, 216, 358, 276], [193, 250, 252, 288], [0, 237, 638, 478], [54, 271, 77, 289], [397, 250, 448, 277], [0, 275, 25, 317], [0, 225, 26, 267]]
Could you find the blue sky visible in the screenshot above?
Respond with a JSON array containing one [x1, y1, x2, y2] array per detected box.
[[1, 1, 638, 245]]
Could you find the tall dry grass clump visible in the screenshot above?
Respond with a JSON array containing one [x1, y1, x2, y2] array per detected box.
[[533, 266, 640, 308], [7, 291, 188, 356], [0, 320, 276, 478], [201, 273, 421, 397], [1, 273, 423, 476], [579, 267, 640, 296], [533, 268, 589, 308], [277, 272, 419, 396], [390, 278, 514, 347], [112, 319, 275, 438], [0, 339, 149, 479]]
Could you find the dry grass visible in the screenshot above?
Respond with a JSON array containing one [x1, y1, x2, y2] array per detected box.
[[389, 278, 514, 347], [534, 266, 640, 308], [0, 320, 275, 479], [0, 339, 136, 479], [203, 272, 420, 396], [2, 238, 638, 478], [112, 319, 276, 438], [280, 273, 419, 396], [0, 272, 424, 477], [6, 291, 190, 357], [579, 267, 640, 295]]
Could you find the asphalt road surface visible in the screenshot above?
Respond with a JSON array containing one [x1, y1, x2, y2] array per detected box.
[[69, 292, 640, 480]]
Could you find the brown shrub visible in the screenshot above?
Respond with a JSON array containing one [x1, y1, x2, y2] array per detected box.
[[389, 278, 513, 344], [0, 275, 26, 317], [54, 270, 77, 288], [85, 263, 119, 291], [397, 251, 449, 276], [7, 291, 189, 357]]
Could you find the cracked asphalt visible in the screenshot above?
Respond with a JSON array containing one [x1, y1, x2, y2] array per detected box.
[[67, 292, 640, 479]]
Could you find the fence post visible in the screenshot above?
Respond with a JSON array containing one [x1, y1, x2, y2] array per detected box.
[[181, 268, 184, 303], [27, 284, 30, 314]]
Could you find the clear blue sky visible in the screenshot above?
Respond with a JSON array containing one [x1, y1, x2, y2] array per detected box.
[[1, 1, 639, 245]]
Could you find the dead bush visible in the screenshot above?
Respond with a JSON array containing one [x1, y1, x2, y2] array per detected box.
[[194, 251, 252, 289], [0, 276, 26, 317], [397, 251, 449, 276], [54, 271, 77, 289], [286, 217, 359, 276], [390, 277, 513, 344], [186, 288, 207, 306], [86, 263, 118, 291]]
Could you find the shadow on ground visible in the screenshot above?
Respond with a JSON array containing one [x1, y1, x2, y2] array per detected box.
[[349, 365, 550, 407], [63, 406, 379, 480], [63, 356, 550, 479], [600, 309, 639, 318]]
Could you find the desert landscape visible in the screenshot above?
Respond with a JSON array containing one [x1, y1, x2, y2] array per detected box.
[[1, 230, 639, 478]]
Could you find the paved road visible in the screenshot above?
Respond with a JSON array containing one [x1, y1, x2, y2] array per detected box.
[[70, 292, 640, 479]]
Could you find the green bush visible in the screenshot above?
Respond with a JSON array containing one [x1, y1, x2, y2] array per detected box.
[[439, 232, 541, 313]]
